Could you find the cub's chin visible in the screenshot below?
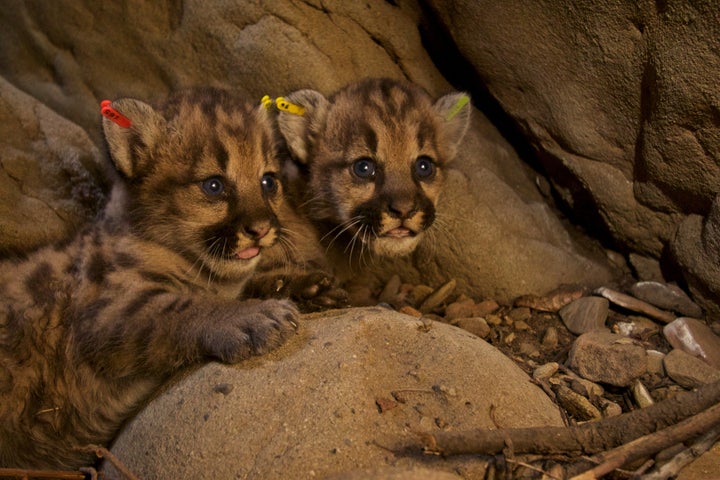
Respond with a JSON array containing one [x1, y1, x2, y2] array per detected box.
[[370, 233, 423, 257]]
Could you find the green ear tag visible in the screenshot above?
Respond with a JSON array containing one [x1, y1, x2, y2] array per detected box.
[[445, 95, 470, 121]]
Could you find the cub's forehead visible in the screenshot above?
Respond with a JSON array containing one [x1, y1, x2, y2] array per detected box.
[[324, 80, 439, 150], [157, 92, 278, 176]]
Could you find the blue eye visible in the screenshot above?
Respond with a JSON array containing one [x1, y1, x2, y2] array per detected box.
[[201, 177, 224, 196], [414, 156, 436, 179], [261, 173, 278, 195], [352, 158, 376, 179]]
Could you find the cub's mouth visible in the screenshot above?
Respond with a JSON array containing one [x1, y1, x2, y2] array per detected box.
[[382, 227, 416, 239]]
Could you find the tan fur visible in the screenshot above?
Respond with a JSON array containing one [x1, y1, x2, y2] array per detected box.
[[0, 88, 298, 469], [276, 78, 471, 278]]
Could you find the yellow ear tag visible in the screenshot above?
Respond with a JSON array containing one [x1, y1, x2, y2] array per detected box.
[[260, 95, 273, 109], [275, 97, 306, 116], [445, 95, 470, 121]]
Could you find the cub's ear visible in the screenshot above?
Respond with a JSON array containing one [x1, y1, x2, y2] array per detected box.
[[102, 98, 166, 179], [276, 90, 329, 164], [433, 92, 472, 161]]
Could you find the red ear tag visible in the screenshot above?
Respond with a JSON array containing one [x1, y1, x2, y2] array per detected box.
[[100, 100, 132, 128]]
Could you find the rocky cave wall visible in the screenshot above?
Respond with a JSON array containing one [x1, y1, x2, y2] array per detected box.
[[1, 0, 718, 309]]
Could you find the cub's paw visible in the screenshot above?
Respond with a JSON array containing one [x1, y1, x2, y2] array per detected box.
[[286, 271, 349, 312], [205, 299, 299, 364]]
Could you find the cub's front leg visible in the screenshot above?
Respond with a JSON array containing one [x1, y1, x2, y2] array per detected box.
[[73, 293, 299, 376]]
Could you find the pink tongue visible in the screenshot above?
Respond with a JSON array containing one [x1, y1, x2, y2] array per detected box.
[[237, 247, 260, 260]]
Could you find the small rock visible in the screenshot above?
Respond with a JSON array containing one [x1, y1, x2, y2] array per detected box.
[[504, 332, 516, 344], [565, 377, 604, 398], [532, 362, 559, 381], [663, 349, 720, 388], [419, 279, 456, 313], [629, 281, 703, 318], [378, 274, 401, 305], [613, 316, 661, 339], [594, 287, 675, 324], [375, 396, 398, 413], [452, 317, 490, 338], [471, 299, 500, 317], [518, 342, 540, 358], [514, 285, 586, 312], [445, 299, 475, 320], [631, 380, 654, 408], [485, 314, 502, 326], [646, 350, 666, 376], [554, 384, 602, 421], [398, 305, 422, 318], [664, 317, 720, 369], [508, 307, 531, 322], [568, 331, 648, 387], [411, 285, 434, 305], [541, 326, 559, 349], [514, 320, 531, 331], [559, 297, 609, 334], [599, 398, 623, 418]]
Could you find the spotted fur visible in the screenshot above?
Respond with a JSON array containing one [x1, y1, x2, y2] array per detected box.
[[0, 88, 298, 469], [276, 78, 471, 274]]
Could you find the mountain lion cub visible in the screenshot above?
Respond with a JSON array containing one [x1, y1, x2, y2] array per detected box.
[[0, 88, 298, 469], [275, 78, 471, 282]]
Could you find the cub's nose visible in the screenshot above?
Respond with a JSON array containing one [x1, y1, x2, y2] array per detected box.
[[243, 222, 270, 240], [387, 199, 417, 219]]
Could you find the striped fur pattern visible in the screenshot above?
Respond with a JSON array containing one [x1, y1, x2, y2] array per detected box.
[[0, 88, 298, 469], [277, 78, 471, 270]]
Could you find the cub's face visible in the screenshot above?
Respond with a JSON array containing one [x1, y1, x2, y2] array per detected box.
[[103, 88, 283, 281], [278, 78, 470, 257]]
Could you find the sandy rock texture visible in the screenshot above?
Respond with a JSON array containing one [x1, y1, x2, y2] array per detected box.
[[104, 307, 563, 479], [0, 0, 614, 302]]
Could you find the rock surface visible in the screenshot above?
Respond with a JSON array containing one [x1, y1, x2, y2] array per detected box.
[[0, 77, 106, 254], [104, 307, 563, 479], [424, 0, 720, 309]]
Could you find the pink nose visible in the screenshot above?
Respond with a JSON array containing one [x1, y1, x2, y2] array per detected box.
[[244, 224, 269, 240]]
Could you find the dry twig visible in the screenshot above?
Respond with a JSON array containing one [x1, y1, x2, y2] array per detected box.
[[407, 380, 720, 457]]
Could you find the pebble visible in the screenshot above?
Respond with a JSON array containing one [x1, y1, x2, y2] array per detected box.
[[411, 284, 434, 305], [378, 274, 401, 305], [532, 362, 559, 381], [541, 326, 559, 349], [599, 398, 623, 418], [514, 285, 586, 312], [614, 315, 661, 339], [559, 297, 609, 334], [646, 350, 666, 376], [631, 379, 654, 408], [663, 317, 720, 369], [663, 349, 720, 388], [554, 384, 602, 421], [485, 314, 502, 326], [568, 331, 648, 387], [418, 279, 456, 313], [594, 286, 676, 324], [508, 307, 531, 322], [452, 317, 490, 338], [514, 320, 531, 331], [629, 281, 703, 318], [444, 299, 475, 320], [398, 305, 422, 318], [471, 299, 500, 317]]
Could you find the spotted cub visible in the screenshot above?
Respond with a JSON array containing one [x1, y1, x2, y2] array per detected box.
[[275, 78, 470, 280], [0, 88, 298, 469]]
